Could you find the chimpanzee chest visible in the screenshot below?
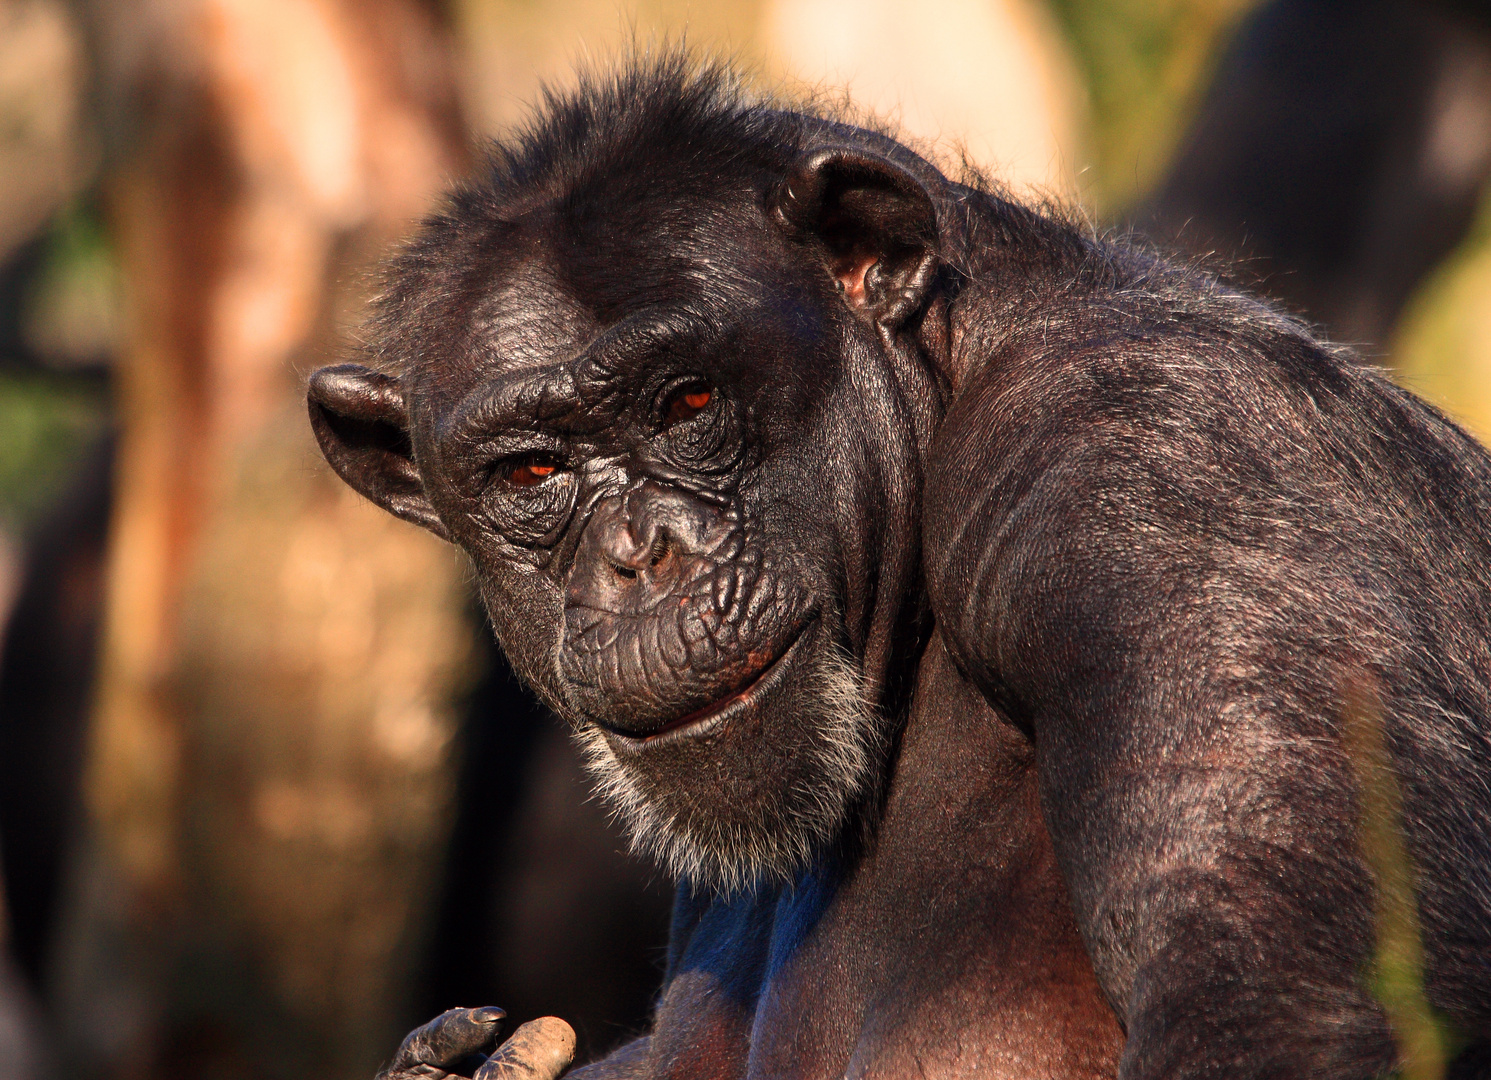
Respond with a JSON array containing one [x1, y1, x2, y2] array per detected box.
[[644, 845, 1122, 1080], [640, 639, 1123, 1080]]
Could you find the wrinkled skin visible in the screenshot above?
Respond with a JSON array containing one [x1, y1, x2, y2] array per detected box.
[[313, 132, 938, 886], [315, 60, 1491, 1080], [378, 1008, 575, 1080]]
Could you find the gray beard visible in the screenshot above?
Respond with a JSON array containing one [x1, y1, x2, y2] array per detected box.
[[573, 647, 883, 894]]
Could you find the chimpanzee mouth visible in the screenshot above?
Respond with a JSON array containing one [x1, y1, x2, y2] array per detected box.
[[600, 620, 816, 751]]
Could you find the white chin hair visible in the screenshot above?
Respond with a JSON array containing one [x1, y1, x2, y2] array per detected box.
[[573, 647, 882, 895]]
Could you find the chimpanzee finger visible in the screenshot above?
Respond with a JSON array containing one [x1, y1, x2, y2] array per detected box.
[[387, 1007, 508, 1075], [472, 1017, 576, 1080]]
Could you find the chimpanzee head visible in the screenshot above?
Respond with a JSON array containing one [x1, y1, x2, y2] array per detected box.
[[308, 57, 955, 891]]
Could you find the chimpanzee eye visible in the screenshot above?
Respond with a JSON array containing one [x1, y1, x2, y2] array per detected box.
[[662, 381, 714, 428], [483, 451, 576, 548], [503, 456, 562, 487]]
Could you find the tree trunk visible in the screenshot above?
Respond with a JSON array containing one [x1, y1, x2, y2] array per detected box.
[[54, 2, 474, 1076]]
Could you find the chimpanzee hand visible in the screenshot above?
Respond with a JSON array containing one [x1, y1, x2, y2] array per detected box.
[[380, 1007, 576, 1080]]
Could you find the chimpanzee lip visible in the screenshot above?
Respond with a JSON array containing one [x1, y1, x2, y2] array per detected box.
[[600, 621, 815, 751]]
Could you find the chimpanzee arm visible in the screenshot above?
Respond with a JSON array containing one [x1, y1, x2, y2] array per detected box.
[[923, 329, 1402, 1079]]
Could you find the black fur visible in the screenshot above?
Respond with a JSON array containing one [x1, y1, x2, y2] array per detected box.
[[312, 54, 1491, 1080]]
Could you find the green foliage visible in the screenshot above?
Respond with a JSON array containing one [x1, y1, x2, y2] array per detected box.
[[1393, 186, 1491, 444], [0, 371, 106, 530], [1047, 0, 1257, 212], [1343, 684, 1466, 1080], [21, 195, 119, 366], [0, 195, 115, 532]]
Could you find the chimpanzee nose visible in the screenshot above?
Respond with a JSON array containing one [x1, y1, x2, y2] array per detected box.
[[600, 513, 673, 582], [568, 484, 719, 609]]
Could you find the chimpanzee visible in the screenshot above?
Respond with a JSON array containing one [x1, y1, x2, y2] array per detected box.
[[307, 56, 1491, 1080]]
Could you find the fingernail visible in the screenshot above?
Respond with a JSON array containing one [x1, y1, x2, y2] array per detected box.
[[473, 1006, 507, 1023]]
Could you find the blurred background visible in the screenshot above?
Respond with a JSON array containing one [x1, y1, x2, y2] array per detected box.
[[0, 0, 1487, 1077]]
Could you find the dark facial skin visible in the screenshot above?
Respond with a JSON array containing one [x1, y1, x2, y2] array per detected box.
[[313, 59, 1491, 1080], [341, 183, 937, 887]]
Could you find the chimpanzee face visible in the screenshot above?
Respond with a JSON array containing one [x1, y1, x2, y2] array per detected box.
[[309, 147, 945, 890]]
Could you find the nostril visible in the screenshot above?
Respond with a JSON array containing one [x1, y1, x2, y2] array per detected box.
[[648, 535, 670, 567]]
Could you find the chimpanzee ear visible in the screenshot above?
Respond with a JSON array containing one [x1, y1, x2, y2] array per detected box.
[[772, 147, 941, 330], [307, 363, 450, 540]]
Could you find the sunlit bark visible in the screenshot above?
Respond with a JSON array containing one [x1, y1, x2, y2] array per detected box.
[[57, 2, 473, 1076]]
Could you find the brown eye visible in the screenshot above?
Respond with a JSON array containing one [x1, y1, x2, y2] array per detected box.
[[664, 383, 713, 426], [506, 461, 557, 487]]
